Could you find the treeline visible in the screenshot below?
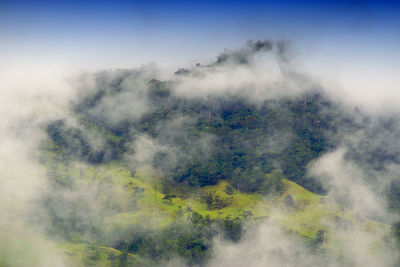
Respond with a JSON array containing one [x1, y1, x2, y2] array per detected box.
[[43, 70, 400, 214], [45, 73, 352, 194], [41, 68, 400, 261]]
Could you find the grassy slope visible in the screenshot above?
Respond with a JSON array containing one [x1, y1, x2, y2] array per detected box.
[[54, 162, 390, 266]]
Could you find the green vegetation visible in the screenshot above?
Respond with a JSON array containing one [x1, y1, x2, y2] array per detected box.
[[37, 162, 390, 266], [47, 81, 345, 194], [38, 70, 400, 265]]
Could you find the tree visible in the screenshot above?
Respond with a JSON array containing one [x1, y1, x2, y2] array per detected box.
[[204, 193, 214, 209], [200, 192, 231, 210], [163, 193, 177, 204], [262, 169, 285, 195], [392, 221, 400, 243], [283, 194, 295, 208], [191, 211, 203, 225], [240, 210, 253, 220], [212, 195, 231, 210], [220, 216, 243, 241], [133, 186, 145, 196], [225, 184, 234, 195]]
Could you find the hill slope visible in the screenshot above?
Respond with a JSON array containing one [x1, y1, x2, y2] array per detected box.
[[43, 162, 390, 266]]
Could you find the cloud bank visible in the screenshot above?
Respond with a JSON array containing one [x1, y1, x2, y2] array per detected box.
[[1, 39, 400, 266]]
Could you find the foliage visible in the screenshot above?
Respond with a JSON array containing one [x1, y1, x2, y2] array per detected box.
[[225, 184, 235, 195], [260, 170, 285, 195], [283, 194, 295, 208], [199, 192, 233, 210], [392, 221, 400, 244], [162, 193, 177, 204], [37, 62, 400, 267], [46, 76, 350, 194], [219, 215, 243, 242]]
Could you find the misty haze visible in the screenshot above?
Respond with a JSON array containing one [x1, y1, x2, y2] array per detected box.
[[1, 1, 400, 266]]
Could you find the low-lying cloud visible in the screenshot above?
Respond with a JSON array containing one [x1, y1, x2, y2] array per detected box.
[[1, 39, 400, 266]]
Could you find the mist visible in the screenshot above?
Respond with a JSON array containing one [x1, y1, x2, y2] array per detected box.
[[1, 38, 400, 267]]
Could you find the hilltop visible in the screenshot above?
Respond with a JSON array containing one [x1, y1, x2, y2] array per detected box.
[[34, 59, 400, 265]]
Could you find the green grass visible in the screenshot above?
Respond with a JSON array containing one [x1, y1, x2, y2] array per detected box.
[[58, 243, 121, 267], [49, 161, 391, 265], [64, 162, 390, 234], [58, 242, 149, 267]]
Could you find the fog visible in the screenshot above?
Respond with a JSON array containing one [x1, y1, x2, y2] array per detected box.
[[1, 39, 400, 266]]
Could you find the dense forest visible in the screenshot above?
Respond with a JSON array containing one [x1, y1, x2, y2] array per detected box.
[[2, 0, 399, 263], [47, 78, 342, 193], [46, 66, 400, 199], [39, 52, 400, 265]]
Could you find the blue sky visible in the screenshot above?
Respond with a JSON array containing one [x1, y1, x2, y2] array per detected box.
[[1, 0, 399, 73]]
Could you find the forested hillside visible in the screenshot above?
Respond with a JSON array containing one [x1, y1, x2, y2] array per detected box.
[[37, 44, 400, 266], [47, 78, 342, 194], [2, 0, 400, 265]]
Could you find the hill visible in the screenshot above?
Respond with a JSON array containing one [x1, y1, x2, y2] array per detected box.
[[40, 162, 390, 266]]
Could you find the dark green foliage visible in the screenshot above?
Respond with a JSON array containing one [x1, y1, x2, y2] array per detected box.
[[238, 167, 267, 193], [102, 209, 248, 265], [212, 195, 232, 210], [278, 95, 334, 193], [161, 179, 191, 200], [225, 184, 235, 195], [133, 187, 145, 196], [199, 192, 232, 210], [45, 119, 125, 164], [392, 221, 400, 245], [172, 159, 223, 187], [190, 211, 204, 225], [260, 170, 285, 195], [219, 216, 243, 242], [387, 181, 400, 214], [162, 193, 177, 204], [239, 210, 253, 220], [112, 214, 215, 265], [201, 193, 214, 209], [38, 54, 400, 267], [283, 194, 295, 208], [308, 229, 326, 252], [147, 79, 171, 102], [46, 72, 352, 194]]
